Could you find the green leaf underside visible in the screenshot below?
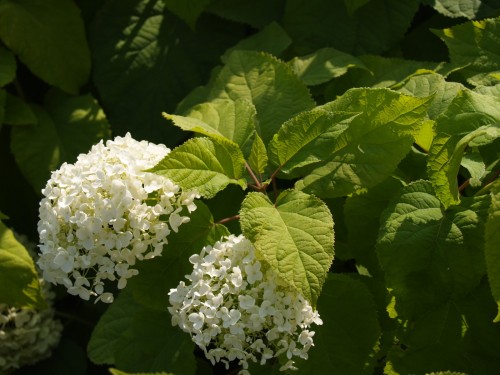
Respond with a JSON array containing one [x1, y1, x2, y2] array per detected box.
[[149, 137, 247, 198], [240, 190, 334, 306], [428, 90, 500, 208], [293, 88, 431, 198], [485, 181, 500, 322], [376, 180, 490, 319], [87, 289, 195, 374], [0, 221, 44, 309], [168, 97, 257, 157], [433, 17, 500, 86], [289, 47, 368, 86], [182, 50, 315, 145], [222, 21, 292, 62], [0, 44, 16, 87], [296, 274, 380, 374], [10, 93, 111, 193], [128, 201, 230, 311], [0, 0, 90, 94]]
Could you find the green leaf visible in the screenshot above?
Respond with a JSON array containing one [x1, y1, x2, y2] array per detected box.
[[240, 189, 334, 306], [222, 22, 291, 62], [203, 50, 315, 144], [10, 92, 111, 192], [149, 137, 247, 198], [90, 0, 243, 145], [247, 134, 268, 175], [376, 180, 490, 319], [289, 47, 369, 86], [0, 221, 44, 309], [461, 152, 486, 187], [0, 0, 90, 94], [433, 17, 500, 86], [427, 90, 500, 208], [3, 93, 37, 125], [344, 0, 371, 14], [0, 44, 15, 87], [207, 0, 285, 29], [283, 0, 420, 55], [128, 201, 229, 310], [0, 88, 5, 126], [426, 0, 500, 19], [169, 98, 257, 157], [110, 369, 173, 375], [485, 180, 500, 322], [268, 109, 361, 178], [164, 0, 211, 29], [296, 274, 380, 374], [294, 88, 431, 198], [88, 289, 195, 374]]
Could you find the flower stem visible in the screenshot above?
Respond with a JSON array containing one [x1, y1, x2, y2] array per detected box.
[[245, 162, 261, 189], [216, 215, 240, 225]]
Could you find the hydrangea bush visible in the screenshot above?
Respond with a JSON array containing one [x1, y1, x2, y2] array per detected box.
[[1, 1, 500, 375], [169, 235, 322, 372], [37, 133, 198, 303]]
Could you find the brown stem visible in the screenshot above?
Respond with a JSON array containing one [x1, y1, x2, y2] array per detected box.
[[216, 215, 240, 225], [458, 179, 470, 192], [245, 162, 261, 188]]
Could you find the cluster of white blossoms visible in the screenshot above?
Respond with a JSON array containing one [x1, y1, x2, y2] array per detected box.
[[168, 235, 322, 373], [0, 233, 62, 372], [38, 133, 198, 303]]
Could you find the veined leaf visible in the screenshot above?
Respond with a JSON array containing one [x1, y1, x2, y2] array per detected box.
[[167, 98, 257, 157], [149, 137, 247, 198], [240, 189, 334, 306], [88, 289, 195, 374], [10, 92, 111, 193], [485, 180, 500, 322], [460, 152, 486, 187], [210, 50, 315, 144], [0, 44, 15, 87], [0, 221, 45, 309], [289, 47, 369, 86], [427, 0, 500, 19], [294, 88, 431, 198], [0, 0, 90, 94], [376, 180, 490, 319], [433, 17, 500, 86], [268, 110, 361, 178], [428, 90, 500, 208], [248, 133, 268, 175]]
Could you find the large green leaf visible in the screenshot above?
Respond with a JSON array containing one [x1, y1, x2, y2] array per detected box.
[[90, 0, 243, 145], [3, 93, 37, 125], [296, 275, 381, 374], [149, 137, 247, 198], [164, 0, 211, 29], [426, 0, 500, 20], [485, 180, 500, 322], [128, 201, 229, 311], [180, 50, 315, 145], [294, 88, 430, 198], [0, 44, 15, 87], [0, 88, 5, 127], [240, 189, 334, 306], [206, 0, 285, 29], [376, 181, 490, 319], [268, 109, 361, 178], [289, 47, 368, 86], [427, 90, 500, 208], [10, 92, 111, 192], [283, 0, 420, 55], [0, 221, 44, 309], [433, 17, 500, 86], [167, 98, 257, 157], [87, 289, 195, 374], [0, 0, 90, 94]]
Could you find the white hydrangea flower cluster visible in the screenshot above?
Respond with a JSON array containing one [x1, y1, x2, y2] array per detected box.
[[0, 233, 62, 373], [38, 133, 198, 303], [168, 235, 322, 373]]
